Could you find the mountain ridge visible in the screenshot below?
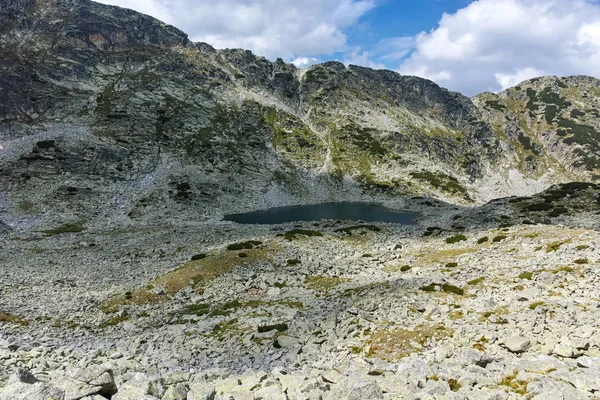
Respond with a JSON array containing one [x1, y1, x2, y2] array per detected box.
[[0, 0, 598, 230]]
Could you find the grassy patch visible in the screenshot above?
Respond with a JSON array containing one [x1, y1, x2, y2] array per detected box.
[[257, 323, 288, 333], [305, 276, 349, 292], [284, 229, 323, 240], [41, 223, 85, 236], [552, 266, 574, 274], [410, 171, 469, 198], [499, 370, 529, 395], [446, 234, 467, 244], [518, 272, 534, 280], [421, 283, 464, 296], [525, 203, 553, 212], [576, 245, 590, 250], [574, 258, 589, 264], [546, 240, 568, 252], [227, 240, 262, 250], [383, 264, 412, 273], [0, 312, 29, 326], [366, 324, 454, 361], [477, 236, 489, 244], [529, 301, 545, 310], [492, 235, 507, 243], [101, 315, 130, 327], [468, 277, 485, 286], [335, 225, 380, 235], [101, 246, 275, 312]]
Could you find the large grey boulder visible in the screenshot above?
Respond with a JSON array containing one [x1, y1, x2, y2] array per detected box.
[[0, 369, 65, 400]]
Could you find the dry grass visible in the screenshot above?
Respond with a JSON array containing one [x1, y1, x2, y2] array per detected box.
[[304, 276, 350, 292], [413, 248, 478, 266], [101, 245, 276, 312], [366, 324, 454, 361], [0, 312, 29, 326], [499, 370, 529, 395]]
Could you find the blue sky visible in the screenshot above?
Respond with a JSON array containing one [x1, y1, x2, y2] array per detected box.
[[97, 0, 600, 95], [344, 0, 474, 49]]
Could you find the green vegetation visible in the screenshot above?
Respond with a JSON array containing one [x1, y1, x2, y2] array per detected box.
[[0, 312, 29, 326], [546, 240, 566, 252], [191, 253, 207, 261], [410, 171, 469, 198], [423, 227, 443, 237], [366, 324, 454, 361], [574, 258, 589, 264], [492, 235, 507, 243], [445, 262, 458, 268], [287, 259, 301, 266], [41, 223, 85, 236], [305, 276, 349, 292], [448, 379, 462, 392], [468, 277, 485, 286], [421, 283, 464, 296], [477, 236, 489, 244], [576, 245, 590, 250], [101, 315, 130, 327], [257, 323, 288, 333], [499, 370, 529, 395], [227, 240, 262, 251], [446, 234, 467, 244], [525, 203, 553, 212], [335, 225, 380, 235], [518, 272, 533, 280], [544, 105, 558, 123], [526, 88, 538, 112], [284, 229, 323, 240], [529, 301, 545, 310], [400, 265, 412, 272], [549, 207, 569, 217], [486, 100, 506, 112]]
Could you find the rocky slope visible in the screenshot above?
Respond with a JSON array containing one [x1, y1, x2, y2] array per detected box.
[[0, 182, 599, 399], [0, 0, 598, 232], [2, 1, 600, 399], [474, 76, 600, 182]]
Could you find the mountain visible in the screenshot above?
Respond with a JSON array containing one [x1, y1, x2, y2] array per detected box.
[[0, 0, 598, 229]]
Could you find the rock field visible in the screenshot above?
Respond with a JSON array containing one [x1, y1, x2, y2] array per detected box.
[[1, 183, 599, 399]]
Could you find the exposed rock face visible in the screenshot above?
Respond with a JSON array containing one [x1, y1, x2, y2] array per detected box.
[[473, 75, 600, 180], [0, 0, 598, 231]]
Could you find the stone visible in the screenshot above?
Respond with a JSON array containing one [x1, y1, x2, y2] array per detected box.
[[554, 343, 576, 358], [7, 368, 39, 385], [348, 380, 383, 400], [275, 336, 300, 349], [68, 366, 118, 398], [253, 385, 286, 400], [162, 383, 189, 400], [504, 336, 531, 353], [186, 381, 216, 400]]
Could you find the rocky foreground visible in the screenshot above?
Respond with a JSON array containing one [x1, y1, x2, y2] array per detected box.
[[0, 183, 599, 399]]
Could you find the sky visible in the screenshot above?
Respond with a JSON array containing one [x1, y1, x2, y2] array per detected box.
[[95, 0, 600, 96]]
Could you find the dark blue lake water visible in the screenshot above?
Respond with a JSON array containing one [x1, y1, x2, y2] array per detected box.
[[224, 202, 417, 225]]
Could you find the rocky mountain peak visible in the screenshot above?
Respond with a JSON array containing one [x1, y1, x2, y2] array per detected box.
[[0, 0, 598, 229]]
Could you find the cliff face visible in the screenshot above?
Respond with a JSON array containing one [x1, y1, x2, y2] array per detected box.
[[0, 0, 597, 228]]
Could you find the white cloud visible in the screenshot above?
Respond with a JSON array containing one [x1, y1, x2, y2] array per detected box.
[[398, 0, 600, 95], [342, 47, 386, 69], [96, 0, 375, 62], [292, 57, 320, 68], [373, 36, 414, 62], [495, 67, 545, 91]]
